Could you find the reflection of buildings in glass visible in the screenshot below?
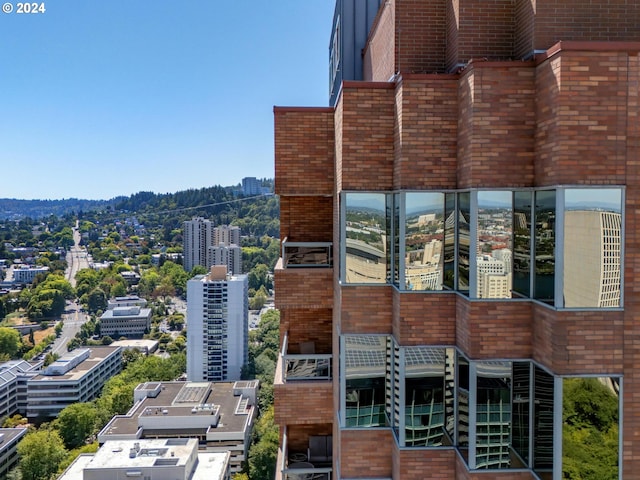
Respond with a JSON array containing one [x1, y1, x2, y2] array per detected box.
[[345, 336, 388, 427], [564, 210, 622, 307], [405, 239, 443, 290], [514, 212, 528, 231], [404, 348, 447, 446], [476, 254, 512, 299], [475, 362, 512, 470], [345, 237, 387, 283]]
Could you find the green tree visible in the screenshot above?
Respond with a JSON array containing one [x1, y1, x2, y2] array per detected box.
[[248, 405, 279, 480], [87, 288, 108, 313], [0, 327, 22, 359], [55, 403, 98, 449], [17, 429, 67, 480]]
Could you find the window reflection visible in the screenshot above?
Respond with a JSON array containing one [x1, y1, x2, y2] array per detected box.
[[562, 377, 619, 479], [403, 347, 450, 446], [512, 362, 531, 464], [534, 191, 556, 304], [457, 353, 470, 457], [513, 192, 532, 297], [393, 193, 400, 288], [344, 335, 389, 427], [344, 193, 389, 284], [533, 366, 554, 477], [444, 193, 456, 289], [563, 189, 622, 308], [404, 193, 444, 291], [458, 193, 471, 293], [476, 192, 513, 299]]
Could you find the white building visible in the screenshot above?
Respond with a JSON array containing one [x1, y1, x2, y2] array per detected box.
[[107, 295, 147, 310], [12, 265, 49, 284], [58, 438, 230, 480], [213, 225, 241, 247], [0, 360, 39, 419], [0, 428, 27, 478], [27, 347, 122, 419], [183, 217, 214, 272], [97, 381, 257, 475], [187, 266, 248, 382], [476, 255, 511, 299], [100, 306, 152, 338]]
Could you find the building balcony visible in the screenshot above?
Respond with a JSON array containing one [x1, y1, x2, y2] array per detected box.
[[274, 332, 333, 426], [276, 426, 333, 480], [282, 238, 332, 269]]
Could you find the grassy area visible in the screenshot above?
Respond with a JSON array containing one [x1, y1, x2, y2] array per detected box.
[[24, 327, 56, 345]]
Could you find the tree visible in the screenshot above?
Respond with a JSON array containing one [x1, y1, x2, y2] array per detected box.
[[248, 405, 279, 480], [87, 288, 108, 313], [17, 429, 67, 480], [0, 327, 22, 359], [55, 403, 98, 449]]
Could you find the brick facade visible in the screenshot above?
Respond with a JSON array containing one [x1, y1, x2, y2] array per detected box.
[[275, 1, 640, 478]]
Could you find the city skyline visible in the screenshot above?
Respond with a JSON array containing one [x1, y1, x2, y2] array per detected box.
[[0, 1, 334, 201]]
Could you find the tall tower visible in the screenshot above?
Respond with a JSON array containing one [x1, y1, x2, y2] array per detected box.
[[183, 217, 213, 272], [274, 1, 638, 479], [186, 266, 248, 382]]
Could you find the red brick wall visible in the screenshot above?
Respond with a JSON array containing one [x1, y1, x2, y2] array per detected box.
[[274, 107, 334, 196], [446, 0, 460, 72], [274, 381, 333, 426], [339, 429, 394, 478], [447, 0, 515, 72], [514, 0, 535, 59], [274, 266, 333, 310], [363, 0, 395, 82], [338, 82, 395, 191], [339, 285, 393, 334], [535, 46, 630, 186], [532, 305, 624, 375], [279, 196, 333, 243], [279, 308, 332, 355], [456, 298, 533, 359], [284, 424, 333, 454], [393, 443, 456, 479], [534, 0, 640, 52], [394, 75, 458, 190], [393, 290, 456, 345], [396, 0, 447, 74], [457, 62, 536, 189]]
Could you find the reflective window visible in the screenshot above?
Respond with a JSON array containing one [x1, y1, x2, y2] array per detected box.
[[534, 191, 556, 304], [344, 193, 389, 284], [403, 347, 450, 446], [476, 191, 513, 299], [562, 377, 619, 479], [533, 366, 554, 476], [444, 193, 456, 289], [457, 192, 471, 293], [403, 193, 445, 291], [475, 361, 512, 469], [457, 352, 470, 457], [513, 191, 533, 297], [344, 335, 389, 427], [393, 193, 401, 288], [512, 362, 531, 464], [563, 189, 622, 308]]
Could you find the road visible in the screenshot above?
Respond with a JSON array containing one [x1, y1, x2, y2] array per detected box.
[[65, 222, 90, 287]]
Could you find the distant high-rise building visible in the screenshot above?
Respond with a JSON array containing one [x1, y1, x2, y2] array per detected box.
[[208, 244, 242, 275], [187, 266, 248, 382], [183, 217, 213, 272], [213, 225, 241, 247], [241, 177, 261, 196]]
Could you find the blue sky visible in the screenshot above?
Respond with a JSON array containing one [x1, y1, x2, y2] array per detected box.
[[0, 1, 335, 200]]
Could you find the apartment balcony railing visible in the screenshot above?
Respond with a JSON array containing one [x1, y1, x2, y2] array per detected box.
[[280, 332, 332, 382], [278, 426, 333, 480], [282, 238, 332, 268]]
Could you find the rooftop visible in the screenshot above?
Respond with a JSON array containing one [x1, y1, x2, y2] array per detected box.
[[30, 346, 120, 382]]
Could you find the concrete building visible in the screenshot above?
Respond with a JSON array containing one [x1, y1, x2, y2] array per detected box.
[[97, 380, 257, 475], [187, 266, 248, 382], [183, 217, 213, 272], [107, 295, 147, 310], [0, 360, 39, 419], [0, 428, 27, 478], [274, 1, 637, 478], [100, 306, 152, 338], [11, 265, 48, 284], [58, 438, 230, 480], [241, 177, 261, 196], [110, 339, 159, 356], [213, 225, 241, 247], [27, 347, 122, 419], [208, 244, 242, 276]]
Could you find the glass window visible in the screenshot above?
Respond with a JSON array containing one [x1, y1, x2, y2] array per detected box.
[[393, 193, 401, 288], [457, 192, 471, 294], [511, 361, 531, 464], [533, 366, 554, 476], [563, 189, 622, 308], [403, 193, 445, 291], [457, 352, 470, 458], [534, 190, 556, 304], [444, 193, 456, 289], [475, 191, 513, 299], [562, 377, 619, 479], [344, 193, 389, 284], [513, 191, 533, 297], [344, 335, 389, 427]]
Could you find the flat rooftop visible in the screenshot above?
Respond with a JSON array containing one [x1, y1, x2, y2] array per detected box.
[[30, 346, 120, 382], [0, 428, 27, 448]]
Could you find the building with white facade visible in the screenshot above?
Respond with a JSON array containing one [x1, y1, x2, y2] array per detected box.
[[208, 244, 242, 275], [183, 217, 214, 272], [27, 347, 122, 419], [0, 428, 27, 478], [213, 225, 241, 247], [107, 295, 147, 310], [0, 360, 39, 419], [97, 380, 257, 475], [58, 438, 230, 480], [100, 306, 152, 338], [187, 266, 248, 382], [12, 265, 49, 284]]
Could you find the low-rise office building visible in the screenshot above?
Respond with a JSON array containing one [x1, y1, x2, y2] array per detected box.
[[58, 438, 230, 480], [0, 360, 39, 419], [107, 295, 147, 310], [0, 428, 27, 478], [100, 306, 152, 338], [98, 380, 258, 475], [12, 265, 48, 284], [110, 339, 158, 356], [27, 347, 122, 420]]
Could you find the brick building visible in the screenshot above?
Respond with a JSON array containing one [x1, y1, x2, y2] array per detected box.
[[274, 1, 640, 479]]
